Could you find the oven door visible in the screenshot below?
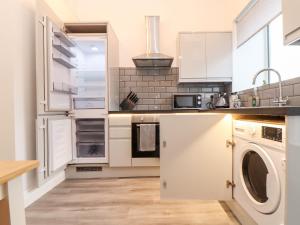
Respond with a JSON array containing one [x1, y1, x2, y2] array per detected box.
[[132, 123, 160, 158], [173, 95, 199, 109]]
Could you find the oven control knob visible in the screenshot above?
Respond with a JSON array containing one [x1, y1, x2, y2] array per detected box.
[[197, 96, 201, 99], [197, 101, 201, 105]]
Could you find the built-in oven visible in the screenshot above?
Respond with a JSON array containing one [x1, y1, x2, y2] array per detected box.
[[131, 115, 160, 158], [173, 94, 202, 109]]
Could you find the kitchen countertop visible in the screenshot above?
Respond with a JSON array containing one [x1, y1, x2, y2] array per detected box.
[[109, 106, 300, 116], [0, 160, 39, 185]]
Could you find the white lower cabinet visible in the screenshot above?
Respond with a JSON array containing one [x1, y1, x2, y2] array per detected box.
[[109, 139, 131, 167], [109, 115, 132, 167], [160, 114, 233, 200]]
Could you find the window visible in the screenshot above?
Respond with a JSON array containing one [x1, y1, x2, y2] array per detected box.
[[233, 27, 269, 92], [233, 14, 300, 92], [269, 15, 300, 83]]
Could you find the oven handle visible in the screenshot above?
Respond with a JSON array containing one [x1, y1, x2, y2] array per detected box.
[[136, 124, 159, 127]]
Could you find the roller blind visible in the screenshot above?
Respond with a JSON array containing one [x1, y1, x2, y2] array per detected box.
[[235, 0, 281, 47]]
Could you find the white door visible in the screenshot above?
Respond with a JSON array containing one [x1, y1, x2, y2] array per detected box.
[[48, 117, 73, 172], [160, 114, 233, 200], [206, 32, 232, 81], [36, 15, 75, 113], [178, 33, 206, 82]]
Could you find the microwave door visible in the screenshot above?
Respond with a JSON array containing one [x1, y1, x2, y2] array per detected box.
[[174, 95, 194, 108]]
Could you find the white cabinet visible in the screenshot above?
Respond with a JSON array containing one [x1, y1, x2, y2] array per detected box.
[[109, 115, 132, 167], [206, 33, 233, 80], [178, 33, 206, 81], [282, 0, 300, 45], [109, 139, 131, 167], [160, 114, 233, 200], [178, 32, 232, 83]]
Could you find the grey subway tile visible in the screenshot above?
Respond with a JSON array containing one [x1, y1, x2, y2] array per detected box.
[[148, 93, 161, 98], [148, 105, 161, 110], [155, 87, 166, 92], [166, 87, 178, 92], [160, 81, 172, 87]]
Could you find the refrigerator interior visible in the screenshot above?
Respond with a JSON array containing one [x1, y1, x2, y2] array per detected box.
[[71, 35, 107, 109]]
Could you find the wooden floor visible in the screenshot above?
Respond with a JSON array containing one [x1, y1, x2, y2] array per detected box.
[[26, 178, 240, 225]]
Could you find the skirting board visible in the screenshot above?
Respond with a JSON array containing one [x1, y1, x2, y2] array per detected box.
[[225, 200, 257, 225], [24, 170, 65, 208], [66, 165, 160, 179]]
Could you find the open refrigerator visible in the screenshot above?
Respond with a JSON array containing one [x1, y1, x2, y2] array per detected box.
[[36, 2, 119, 185]]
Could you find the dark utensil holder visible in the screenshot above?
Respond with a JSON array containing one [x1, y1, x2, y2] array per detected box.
[[120, 99, 137, 110]]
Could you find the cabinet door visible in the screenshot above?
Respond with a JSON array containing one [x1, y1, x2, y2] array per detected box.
[[160, 114, 233, 200], [206, 33, 232, 81], [282, 0, 300, 45], [48, 118, 73, 172], [178, 33, 206, 82], [109, 139, 132, 167]]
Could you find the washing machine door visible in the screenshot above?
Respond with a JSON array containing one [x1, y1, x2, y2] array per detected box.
[[240, 143, 281, 214]]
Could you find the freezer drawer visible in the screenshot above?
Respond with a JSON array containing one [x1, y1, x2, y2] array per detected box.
[[76, 131, 105, 142], [77, 143, 105, 158], [76, 119, 105, 131]]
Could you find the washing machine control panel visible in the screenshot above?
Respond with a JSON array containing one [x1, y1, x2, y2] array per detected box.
[[262, 126, 282, 142]]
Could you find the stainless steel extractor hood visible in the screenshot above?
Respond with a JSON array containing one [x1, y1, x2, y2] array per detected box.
[[132, 16, 173, 68]]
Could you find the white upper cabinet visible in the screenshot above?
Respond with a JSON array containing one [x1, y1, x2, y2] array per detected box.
[[282, 0, 300, 45], [160, 114, 233, 200], [178, 32, 232, 83], [178, 33, 206, 81], [206, 33, 233, 80]]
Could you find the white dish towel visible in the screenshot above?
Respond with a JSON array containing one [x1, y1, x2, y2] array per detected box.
[[139, 124, 156, 151]]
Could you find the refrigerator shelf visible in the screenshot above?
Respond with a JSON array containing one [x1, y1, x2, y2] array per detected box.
[[53, 30, 76, 47], [76, 131, 105, 143], [53, 55, 77, 69], [53, 82, 78, 95], [73, 97, 105, 109], [76, 142, 105, 158], [53, 41, 76, 58], [76, 119, 105, 131]]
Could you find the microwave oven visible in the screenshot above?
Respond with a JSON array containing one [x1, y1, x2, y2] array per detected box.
[[173, 94, 202, 109]]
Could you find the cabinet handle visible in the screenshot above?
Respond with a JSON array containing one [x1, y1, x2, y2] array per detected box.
[[163, 180, 167, 189], [163, 141, 167, 148], [226, 140, 235, 148]]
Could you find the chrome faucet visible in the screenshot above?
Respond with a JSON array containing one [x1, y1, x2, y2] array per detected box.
[[252, 68, 288, 106]]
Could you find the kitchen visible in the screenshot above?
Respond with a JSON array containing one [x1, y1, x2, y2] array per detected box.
[[1, 0, 300, 225]]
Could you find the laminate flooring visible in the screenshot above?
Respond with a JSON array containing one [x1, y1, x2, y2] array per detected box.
[[26, 178, 240, 225]]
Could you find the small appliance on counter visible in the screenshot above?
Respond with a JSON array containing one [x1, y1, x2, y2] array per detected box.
[[120, 91, 139, 110], [173, 94, 202, 109], [206, 92, 229, 109], [230, 92, 241, 108], [214, 92, 229, 108]]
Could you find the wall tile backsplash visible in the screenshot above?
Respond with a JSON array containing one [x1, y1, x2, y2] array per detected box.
[[119, 67, 231, 111], [238, 76, 300, 107]]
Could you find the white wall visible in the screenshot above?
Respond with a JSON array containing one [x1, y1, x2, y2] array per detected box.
[[46, 0, 249, 67], [0, 0, 37, 192], [0, 0, 18, 160]]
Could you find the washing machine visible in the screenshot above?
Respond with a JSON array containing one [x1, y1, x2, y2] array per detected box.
[[233, 119, 286, 225]]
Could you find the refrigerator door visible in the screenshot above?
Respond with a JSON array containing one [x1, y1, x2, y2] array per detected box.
[[36, 116, 73, 185], [36, 15, 76, 114]]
